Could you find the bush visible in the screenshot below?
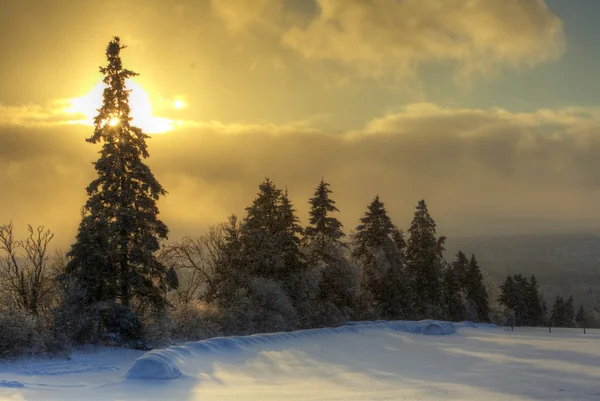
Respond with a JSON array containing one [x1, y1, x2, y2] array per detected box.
[[170, 300, 220, 341], [0, 308, 69, 359], [0, 309, 38, 359]]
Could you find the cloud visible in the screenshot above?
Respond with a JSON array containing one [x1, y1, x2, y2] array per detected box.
[[3, 102, 600, 249], [276, 0, 565, 81], [210, 0, 281, 34]]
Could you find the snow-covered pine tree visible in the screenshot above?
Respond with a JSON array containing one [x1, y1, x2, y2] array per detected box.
[[443, 258, 466, 322], [205, 214, 244, 304], [240, 178, 285, 279], [278, 188, 306, 274], [353, 195, 411, 320], [66, 37, 168, 309], [550, 296, 565, 327], [525, 275, 544, 326], [304, 178, 345, 260], [303, 178, 357, 324], [565, 295, 576, 327], [464, 254, 490, 322], [405, 200, 445, 319], [575, 305, 587, 328]]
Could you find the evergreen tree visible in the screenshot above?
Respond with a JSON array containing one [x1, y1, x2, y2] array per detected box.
[[464, 254, 490, 322], [525, 275, 544, 326], [452, 251, 469, 290], [304, 179, 356, 323], [550, 296, 566, 327], [391, 227, 407, 259], [576, 305, 587, 328], [405, 200, 445, 319], [304, 178, 345, 259], [240, 178, 285, 279], [565, 295, 576, 328], [353, 195, 411, 319], [66, 37, 168, 309], [278, 188, 306, 273], [206, 214, 244, 304], [443, 259, 466, 322]]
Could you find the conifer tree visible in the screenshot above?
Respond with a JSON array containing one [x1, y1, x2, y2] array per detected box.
[[206, 214, 243, 304], [525, 275, 544, 326], [443, 260, 466, 322], [405, 200, 445, 319], [392, 227, 407, 259], [66, 37, 168, 308], [278, 188, 306, 272], [464, 254, 490, 322], [576, 305, 587, 328], [303, 179, 356, 322], [240, 178, 285, 279], [565, 295, 576, 327], [550, 296, 566, 327], [304, 178, 345, 259], [354, 195, 411, 319]]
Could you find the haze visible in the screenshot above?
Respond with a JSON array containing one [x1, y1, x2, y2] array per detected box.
[[2, 0, 600, 249]]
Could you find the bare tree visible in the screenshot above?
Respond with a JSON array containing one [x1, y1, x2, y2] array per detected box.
[[0, 223, 55, 314], [159, 224, 226, 305]]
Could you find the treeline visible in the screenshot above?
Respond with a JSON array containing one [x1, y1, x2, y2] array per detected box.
[[0, 37, 596, 359], [497, 273, 597, 328], [160, 178, 492, 337]]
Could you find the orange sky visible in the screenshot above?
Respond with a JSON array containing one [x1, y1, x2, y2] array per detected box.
[[2, 0, 600, 248]]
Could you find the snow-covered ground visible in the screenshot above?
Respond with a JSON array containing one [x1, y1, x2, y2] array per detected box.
[[1, 322, 599, 400]]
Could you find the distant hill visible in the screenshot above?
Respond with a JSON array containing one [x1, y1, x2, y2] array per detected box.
[[445, 233, 600, 309]]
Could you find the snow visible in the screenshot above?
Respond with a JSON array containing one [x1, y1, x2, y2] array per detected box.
[[1, 323, 599, 400], [126, 320, 456, 380]]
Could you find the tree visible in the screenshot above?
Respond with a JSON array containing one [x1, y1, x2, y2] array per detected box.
[[0, 223, 56, 314], [303, 178, 356, 323], [278, 188, 306, 275], [240, 178, 285, 279], [159, 224, 227, 305], [565, 296, 576, 328], [353, 195, 411, 320], [525, 275, 544, 326], [576, 305, 587, 328], [405, 200, 445, 318], [550, 296, 566, 327], [66, 37, 169, 309], [463, 255, 490, 322], [304, 178, 345, 259], [443, 258, 466, 322]]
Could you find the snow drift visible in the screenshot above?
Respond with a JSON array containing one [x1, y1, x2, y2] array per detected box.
[[125, 319, 489, 380]]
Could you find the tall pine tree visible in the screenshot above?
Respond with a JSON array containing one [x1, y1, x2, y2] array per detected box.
[[66, 37, 168, 309], [353, 195, 411, 320], [464, 255, 490, 322], [405, 200, 445, 319], [304, 178, 345, 259]]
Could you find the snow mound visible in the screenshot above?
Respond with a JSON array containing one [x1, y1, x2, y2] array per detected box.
[[125, 319, 459, 380], [0, 380, 25, 388], [124, 349, 183, 380], [421, 322, 456, 335]]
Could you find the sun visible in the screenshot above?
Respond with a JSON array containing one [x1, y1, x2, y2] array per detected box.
[[66, 79, 174, 134]]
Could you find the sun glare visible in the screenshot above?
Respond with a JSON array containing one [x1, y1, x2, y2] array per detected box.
[[173, 99, 185, 109], [66, 79, 175, 134]]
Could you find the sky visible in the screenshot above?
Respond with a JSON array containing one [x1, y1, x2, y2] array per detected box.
[[2, 0, 600, 248]]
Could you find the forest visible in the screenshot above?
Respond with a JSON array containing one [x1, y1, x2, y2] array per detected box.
[[0, 37, 595, 359]]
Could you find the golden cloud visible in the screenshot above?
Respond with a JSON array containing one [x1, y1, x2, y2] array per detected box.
[[211, 0, 565, 82], [3, 102, 600, 249]]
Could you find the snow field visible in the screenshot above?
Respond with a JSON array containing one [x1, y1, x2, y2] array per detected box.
[[125, 320, 461, 380]]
